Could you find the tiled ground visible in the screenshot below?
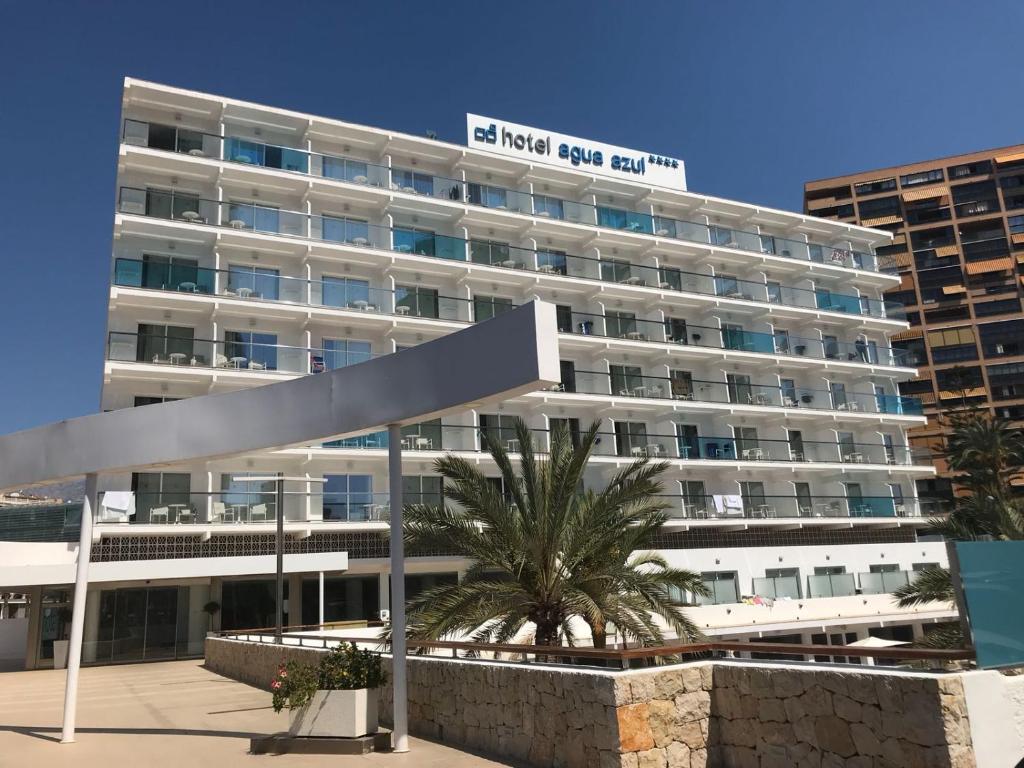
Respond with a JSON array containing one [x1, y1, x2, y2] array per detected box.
[[0, 659, 514, 768]]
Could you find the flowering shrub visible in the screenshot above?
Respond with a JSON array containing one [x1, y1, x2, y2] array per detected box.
[[270, 643, 386, 712]]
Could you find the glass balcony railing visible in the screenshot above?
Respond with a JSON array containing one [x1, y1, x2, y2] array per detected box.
[[558, 312, 909, 368], [807, 573, 858, 598], [94, 490, 449, 526], [655, 495, 937, 520], [858, 570, 912, 595], [112, 258, 472, 321], [319, 424, 929, 468], [122, 119, 891, 275], [561, 370, 922, 416], [106, 331, 380, 374], [117, 185, 903, 321]]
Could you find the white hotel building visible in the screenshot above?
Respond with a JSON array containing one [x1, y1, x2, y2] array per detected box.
[[0, 79, 955, 669]]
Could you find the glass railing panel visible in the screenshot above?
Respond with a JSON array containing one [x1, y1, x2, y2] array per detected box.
[[537, 250, 570, 275], [807, 573, 857, 598], [721, 328, 776, 354], [848, 497, 897, 517], [815, 291, 861, 314], [317, 155, 388, 188], [322, 492, 391, 522], [597, 206, 654, 234], [437, 296, 465, 321], [223, 137, 310, 174], [561, 199, 598, 226], [311, 216, 382, 248], [466, 183, 532, 214], [469, 240, 532, 268], [752, 576, 801, 600], [113, 259, 216, 294]]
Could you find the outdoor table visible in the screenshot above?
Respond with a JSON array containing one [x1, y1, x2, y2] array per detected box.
[[229, 357, 247, 369]]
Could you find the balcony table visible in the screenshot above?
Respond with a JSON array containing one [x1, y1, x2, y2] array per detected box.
[[631, 386, 649, 398], [625, 331, 648, 341], [178, 282, 197, 293], [229, 357, 247, 369], [227, 504, 249, 523], [844, 452, 865, 463], [180, 210, 201, 223], [168, 353, 187, 365], [499, 260, 520, 269], [537, 264, 557, 274], [351, 300, 369, 310], [741, 448, 765, 461], [394, 305, 410, 315], [352, 175, 369, 184], [351, 237, 369, 246], [414, 436, 433, 450], [237, 287, 254, 299], [623, 276, 646, 286], [229, 219, 247, 229]]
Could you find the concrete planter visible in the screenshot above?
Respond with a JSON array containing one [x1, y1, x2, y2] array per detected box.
[[288, 689, 378, 738]]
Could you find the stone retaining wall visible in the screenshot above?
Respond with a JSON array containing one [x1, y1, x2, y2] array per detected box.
[[204, 637, 975, 767]]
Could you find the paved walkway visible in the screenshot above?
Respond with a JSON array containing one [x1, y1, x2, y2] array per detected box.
[[0, 659, 514, 768]]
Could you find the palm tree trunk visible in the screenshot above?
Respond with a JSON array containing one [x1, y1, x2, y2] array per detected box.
[[590, 620, 607, 649], [534, 622, 558, 647]]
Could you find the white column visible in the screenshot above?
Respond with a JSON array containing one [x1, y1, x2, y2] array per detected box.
[[387, 423, 409, 753], [61, 472, 97, 744], [318, 571, 325, 627]]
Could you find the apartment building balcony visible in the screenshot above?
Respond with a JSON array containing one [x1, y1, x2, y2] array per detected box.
[[307, 423, 934, 476], [119, 118, 894, 277], [557, 369, 923, 418], [114, 186, 901, 326], [655, 494, 933, 522]]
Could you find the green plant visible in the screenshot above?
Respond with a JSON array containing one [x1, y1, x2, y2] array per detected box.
[[270, 643, 386, 712], [201, 600, 221, 616], [401, 418, 708, 648]]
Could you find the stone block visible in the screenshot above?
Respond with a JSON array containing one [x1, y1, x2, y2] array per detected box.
[[631, 674, 658, 704], [757, 697, 787, 723], [860, 704, 881, 732], [637, 747, 668, 768], [813, 715, 856, 758], [848, 722, 881, 756], [845, 674, 878, 705], [793, 715, 817, 744], [679, 719, 707, 749], [617, 703, 655, 752], [757, 722, 795, 748], [665, 741, 690, 768], [648, 700, 679, 748], [699, 664, 713, 692], [772, 670, 806, 699], [802, 685, 835, 717], [675, 690, 710, 722], [680, 666, 703, 694], [720, 745, 758, 768], [654, 669, 684, 701], [689, 747, 707, 768], [833, 694, 862, 723]]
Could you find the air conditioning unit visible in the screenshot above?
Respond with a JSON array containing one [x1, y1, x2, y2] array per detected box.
[[379, 609, 391, 623]]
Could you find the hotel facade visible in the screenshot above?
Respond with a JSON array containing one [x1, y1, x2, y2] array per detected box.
[[0, 80, 954, 669]]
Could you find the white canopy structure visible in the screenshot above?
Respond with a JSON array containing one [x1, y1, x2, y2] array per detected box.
[[0, 300, 560, 751]]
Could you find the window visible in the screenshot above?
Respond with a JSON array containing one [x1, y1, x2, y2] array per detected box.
[[469, 239, 510, 266], [549, 417, 581, 448], [555, 304, 576, 334], [726, 373, 752, 404], [144, 188, 199, 221], [679, 480, 708, 516], [322, 155, 369, 183], [900, 168, 944, 186], [600, 258, 632, 283], [665, 317, 687, 344], [479, 414, 518, 447], [927, 326, 978, 364], [228, 200, 280, 233], [321, 339, 371, 370], [614, 421, 648, 456], [857, 196, 900, 217], [988, 362, 1024, 400], [766, 281, 782, 303], [227, 264, 279, 300], [739, 481, 766, 514], [392, 168, 435, 196], [948, 160, 991, 179], [794, 482, 812, 516], [659, 265, 683, 291], [714, 273, 740, 297], [697, 572, 739, 605], [301, 575, 378, 625], [913, 562, 941, 572], [467, 182, 506, 208], [323, 474, 375, 521], [135, 254, 207, 294], [322, 276, 370, 309], [669, 369, 693, 399], [975, 298, 1021, 318], [132, 472, 191, 523], [558, 360, 576, 393], [220, 473, 277, 520], [537, 249, 567, 274], [675, 424, 700, 459], [136, 324, 194, 364], [403, 475, 443, 507], [605, 311, 637, 339], [534, 195, 564, 219], [322, 215, 369, 244], [829, 382, 847, 409], [1009, 215, 1024, 234], [610, 365, 644, 396], [979, 320, 1024, 358], [223, 330, 278, 370], [474, 295, 513, 322], [395, 285, 438, 318], [854, 178, 896, 195]]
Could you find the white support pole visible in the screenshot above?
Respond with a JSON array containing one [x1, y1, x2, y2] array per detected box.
[[61, 473, 97, 744], [387, 423, 409, 753], [318, 571, 325, 627]]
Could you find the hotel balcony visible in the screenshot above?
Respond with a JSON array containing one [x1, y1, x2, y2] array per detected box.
[[112, 187, 902, 329], [118, 117, 896, 278]]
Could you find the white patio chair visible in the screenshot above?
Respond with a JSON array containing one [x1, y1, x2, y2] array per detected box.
[[210, 502, 227, 524], [249, 503, 269, 522], [150, 507, 169, 524]]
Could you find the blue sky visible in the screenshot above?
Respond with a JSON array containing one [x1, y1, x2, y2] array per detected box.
[[1, 0, 1022, 433]]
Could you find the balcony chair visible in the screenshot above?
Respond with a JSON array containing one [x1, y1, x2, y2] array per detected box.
[[310, 355, 326, 374], [215, 354, 230, 368], [249, 503, 270, 522], [149, 506, 169, 524], [209, 502, 227, 524], [248, 360, 266, 371]]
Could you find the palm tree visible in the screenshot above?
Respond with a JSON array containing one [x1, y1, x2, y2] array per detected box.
[[895, 415, 1024, 623], [401, 418, 708, 648]]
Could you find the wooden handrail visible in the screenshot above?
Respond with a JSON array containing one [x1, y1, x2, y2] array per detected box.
[[214, 628, 974, 663]]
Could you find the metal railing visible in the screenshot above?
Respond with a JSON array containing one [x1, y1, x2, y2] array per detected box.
[[121, 119, 893, 275]]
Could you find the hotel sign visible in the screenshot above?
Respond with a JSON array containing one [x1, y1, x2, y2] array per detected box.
[[466, 114, 686, 191]]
